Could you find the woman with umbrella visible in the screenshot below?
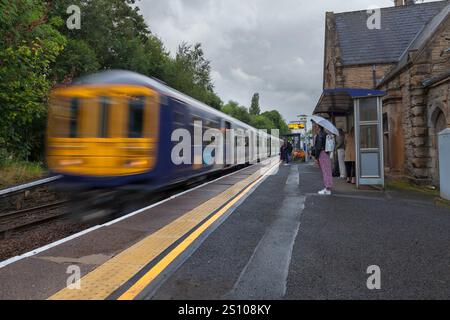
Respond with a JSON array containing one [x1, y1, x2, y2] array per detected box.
[[311, 116, 339, 195]]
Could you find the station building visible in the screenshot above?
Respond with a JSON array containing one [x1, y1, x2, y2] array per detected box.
[[316, 0, 450, 185]]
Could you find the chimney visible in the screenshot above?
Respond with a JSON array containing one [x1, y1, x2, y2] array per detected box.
[[395, 0, 417, 6]]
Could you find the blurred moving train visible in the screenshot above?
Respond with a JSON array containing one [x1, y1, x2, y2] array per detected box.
[[46, 70, 281, 193]]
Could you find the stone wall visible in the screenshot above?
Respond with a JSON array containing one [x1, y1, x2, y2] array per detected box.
[[323, 12, 340, 88], [322, 6, 449, 185], [380, 14, 450, 184], [427, 80, 450, 184]]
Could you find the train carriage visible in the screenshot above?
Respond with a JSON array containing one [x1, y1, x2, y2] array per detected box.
[[47, 70, 281, 192]]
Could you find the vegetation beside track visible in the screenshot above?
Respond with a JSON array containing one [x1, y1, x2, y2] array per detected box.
[[0, 0, 290, 170], [0, 160, 44, 189]]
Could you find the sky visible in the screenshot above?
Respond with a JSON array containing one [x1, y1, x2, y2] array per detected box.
[[136, 0, 431, 123]]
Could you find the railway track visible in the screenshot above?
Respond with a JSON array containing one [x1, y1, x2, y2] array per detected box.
[[0, 177, 66, 239], [0, 200, 68, 239], [0, 176, 61, 197], [0, 165, 250, 242]]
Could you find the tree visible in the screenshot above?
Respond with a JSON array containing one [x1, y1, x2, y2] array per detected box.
[[250, 114, 275, 130], [261, 110, 290, 135], [0, 0, 66, 160], [48, 0, 159, 82], [249, 93, 260, 115], [222, 101, 251, 124], [166, 42, 222, 109]]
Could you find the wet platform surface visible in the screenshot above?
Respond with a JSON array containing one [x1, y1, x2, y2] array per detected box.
[[1, 161, 449, 300], [0, 162, 276, 300]]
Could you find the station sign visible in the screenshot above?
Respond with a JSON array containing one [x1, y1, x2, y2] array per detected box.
[[288, 122, 305, 130]]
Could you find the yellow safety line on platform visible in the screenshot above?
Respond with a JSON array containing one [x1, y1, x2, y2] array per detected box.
[[118, 163, 278, 300], [48, 162, 279, 300]]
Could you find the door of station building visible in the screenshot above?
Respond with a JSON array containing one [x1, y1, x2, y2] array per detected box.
[[354, 97, 385, 187]]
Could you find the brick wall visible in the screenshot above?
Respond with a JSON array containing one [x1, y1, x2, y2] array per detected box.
[[323, 13, 395, 89], [342, 64, 394, 89]]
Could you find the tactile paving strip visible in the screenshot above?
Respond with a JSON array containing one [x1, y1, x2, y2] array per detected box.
[[49, 167, 269, 300]]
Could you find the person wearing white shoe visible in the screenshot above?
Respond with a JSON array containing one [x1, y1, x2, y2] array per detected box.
[[312, 120, 334, 196], [318, 188, 332, 195]]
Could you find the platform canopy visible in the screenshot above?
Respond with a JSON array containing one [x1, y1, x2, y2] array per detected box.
[[314, 88, 385, 115]]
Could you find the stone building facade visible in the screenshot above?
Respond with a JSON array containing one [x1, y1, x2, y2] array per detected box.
[[319, 0, 450, 185]]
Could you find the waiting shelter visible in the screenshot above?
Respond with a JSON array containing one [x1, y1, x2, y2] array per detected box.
[[314, 88, 386, 188]]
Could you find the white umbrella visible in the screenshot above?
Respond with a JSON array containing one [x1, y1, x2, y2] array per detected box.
[[311, 115, 339, 136]]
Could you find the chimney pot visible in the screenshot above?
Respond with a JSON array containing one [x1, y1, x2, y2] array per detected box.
[[395, 0, 417, 6]]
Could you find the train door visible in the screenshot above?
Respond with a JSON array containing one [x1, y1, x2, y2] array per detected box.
[[245, 136, 250, 164], [224, 121, 231, 167], [171, 99, 190, 175], [256, 133, 260, 162]]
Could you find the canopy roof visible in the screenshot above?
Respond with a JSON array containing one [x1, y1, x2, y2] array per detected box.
[[314, 88, 385, 115]]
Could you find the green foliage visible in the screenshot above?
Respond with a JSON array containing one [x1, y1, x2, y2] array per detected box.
[[250, 114, 275, 130], [0, 0, 66, 161], [221, 100, 290, 134], [0, 0, 287, 165], [0, 0, 224, 163], [0, 158, 44, 189], [165, 43, 222, 110], [51, 38, 100, 81], [249, 93, 260, 115], [222, 101, 251, 124], [260, 110, 290, 135]]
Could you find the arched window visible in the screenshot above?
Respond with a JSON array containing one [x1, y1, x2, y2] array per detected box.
[[435, 111, 447, 135], [433, 108, 447, 184]]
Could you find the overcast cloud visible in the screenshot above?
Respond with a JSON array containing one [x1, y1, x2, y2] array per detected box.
[[137, 0, 419, 122]]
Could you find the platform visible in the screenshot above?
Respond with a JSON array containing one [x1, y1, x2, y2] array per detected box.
[[0, 160, 279, 300], [1, 161, 449, 300]]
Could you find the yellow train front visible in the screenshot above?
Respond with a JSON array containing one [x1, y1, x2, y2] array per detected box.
[[47, 70, 277, 193]]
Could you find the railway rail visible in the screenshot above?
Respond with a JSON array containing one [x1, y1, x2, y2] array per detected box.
[[0, 200, 68, 239], [0, 165, 251, 244], [0, 176, 62, 197]]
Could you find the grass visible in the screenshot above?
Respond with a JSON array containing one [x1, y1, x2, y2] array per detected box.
[[435, 197, 450, 209], [0, 160, 45, 189], [386, 178, 440, 197], [386, 178, 450, 209]]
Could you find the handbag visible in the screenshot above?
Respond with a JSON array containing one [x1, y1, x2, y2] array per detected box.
[[325, 135, 335, 153]]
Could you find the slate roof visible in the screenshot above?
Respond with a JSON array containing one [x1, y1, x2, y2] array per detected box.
[[334, 1, 449, 65]]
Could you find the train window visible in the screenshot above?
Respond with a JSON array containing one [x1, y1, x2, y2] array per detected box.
[[69, 98, 79, 138], [128, 96, 145, 138], [99, 97, 110, 138], [173, 111, 185, 128], [210, 120, 220, 129], [191, 115, 202, 133], [207, 119, 219, 129]]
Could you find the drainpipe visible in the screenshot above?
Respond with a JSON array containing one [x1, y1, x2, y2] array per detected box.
[[372, 65, 377, 89]]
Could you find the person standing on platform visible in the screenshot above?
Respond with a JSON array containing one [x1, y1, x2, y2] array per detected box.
[[286, 140, 293, 164], [345, 127, 356, 184], [280, 141, 286, 162], [312, 121, 333, 195], [336, 129, 347, 179]]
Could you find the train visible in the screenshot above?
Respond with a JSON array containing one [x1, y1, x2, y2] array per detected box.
[[46, 70, 281, 196]]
